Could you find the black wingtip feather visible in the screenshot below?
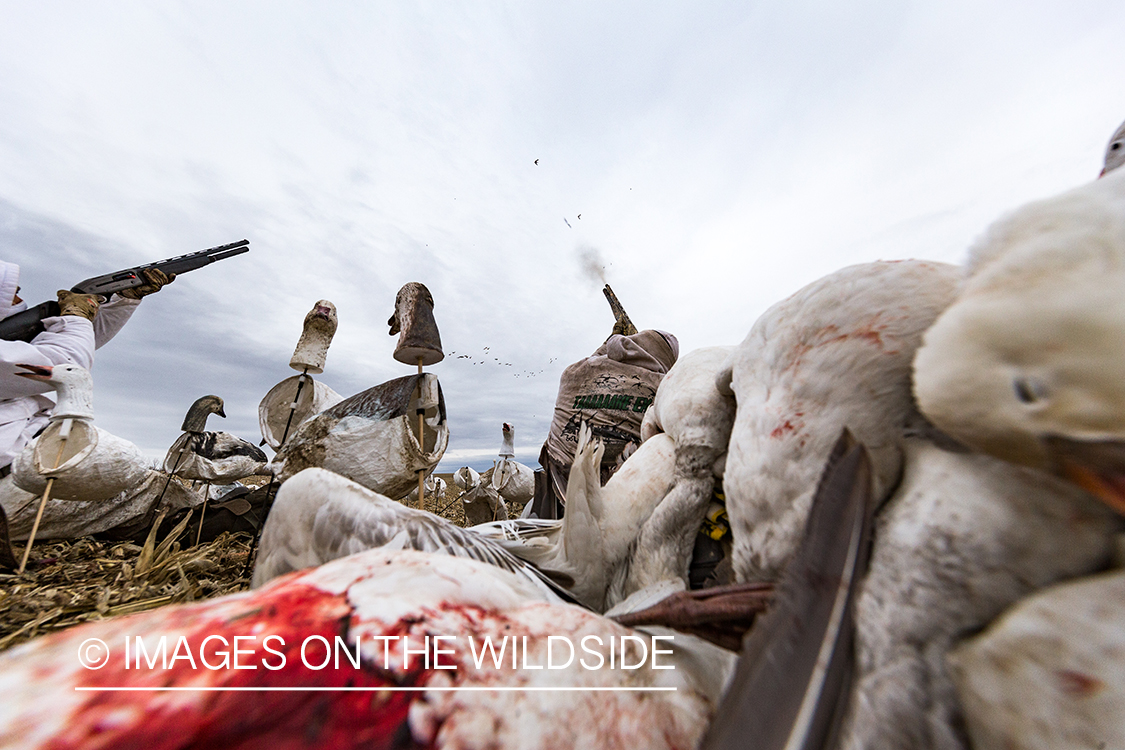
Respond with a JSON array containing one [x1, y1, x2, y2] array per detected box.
[[701, 429, 874, 750]]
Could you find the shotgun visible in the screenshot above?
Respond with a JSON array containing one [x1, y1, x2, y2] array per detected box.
[[0, 239, 250, 342]]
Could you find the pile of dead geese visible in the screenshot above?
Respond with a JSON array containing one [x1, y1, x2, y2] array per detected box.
[[1, 132, 1125, 750]]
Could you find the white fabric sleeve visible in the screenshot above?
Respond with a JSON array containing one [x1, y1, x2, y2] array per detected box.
[[93, 295, 141, 349], [0, 316, 95, 400]]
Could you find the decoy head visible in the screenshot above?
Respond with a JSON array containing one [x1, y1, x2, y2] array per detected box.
[[16, 363, 95, 420], [16, 362, 90, 389], [388, 282, 443, 366], [305, 299, 338, 332], [15, 362, 55, 384], [290, 299, 338, 374], [182, 395, 226, 433]]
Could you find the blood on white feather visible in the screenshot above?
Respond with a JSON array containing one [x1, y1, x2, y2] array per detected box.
[[0, 548, 733, 750]]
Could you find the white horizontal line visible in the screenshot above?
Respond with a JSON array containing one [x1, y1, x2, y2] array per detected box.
[[75, 686, 678, 692]]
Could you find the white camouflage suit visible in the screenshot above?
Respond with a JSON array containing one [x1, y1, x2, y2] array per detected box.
[[0, 260, 139, 469]]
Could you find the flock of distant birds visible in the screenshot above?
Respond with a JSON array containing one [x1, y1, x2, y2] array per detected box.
[[0, 123, 1123, 749], [446, 348, 554, 378]]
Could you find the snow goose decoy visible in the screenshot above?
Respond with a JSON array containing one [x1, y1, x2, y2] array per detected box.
[[10, 363, 149, 503], [406, 473, 446, 505], [2, 363, 201, 561], [270, 372, 449, 501], [490, 423, 534, 505], [452, 465, 480, 492], [0, 546, 736, 750], [164, 395, 269, 484], [258, 300, 343, 451], [458, 425, 535, 524]]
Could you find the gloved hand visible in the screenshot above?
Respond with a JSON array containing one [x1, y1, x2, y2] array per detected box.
[[119, 268, 175, 300], [56, 290, 99, 321]]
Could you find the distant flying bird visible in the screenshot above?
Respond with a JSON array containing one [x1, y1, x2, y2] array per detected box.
[[578, 214, 582, 220], [564, 218, 572, 228], [534, 158, 539, 165]]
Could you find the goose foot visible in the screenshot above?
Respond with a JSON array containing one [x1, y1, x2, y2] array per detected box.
[[611, 582, 774, 651]]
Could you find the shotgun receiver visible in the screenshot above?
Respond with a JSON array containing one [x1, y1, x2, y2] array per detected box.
[[0, 239, 250, 342]]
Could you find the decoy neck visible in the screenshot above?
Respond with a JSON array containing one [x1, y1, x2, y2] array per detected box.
[[182, 395, 226, 433]]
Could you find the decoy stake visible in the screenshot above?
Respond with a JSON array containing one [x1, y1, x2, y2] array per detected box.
[[18, 418, 72, 575]]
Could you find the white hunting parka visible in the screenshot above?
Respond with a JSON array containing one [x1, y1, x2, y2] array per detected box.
[[0, 260, 140, 469]]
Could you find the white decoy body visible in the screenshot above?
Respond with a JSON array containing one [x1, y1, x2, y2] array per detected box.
[[0, 364, 201, 540], [271, 373, 449, 500], [719, 260, 963, 583], [1, 547, 736, 750], [458, 476, 509, 525], [452, 465, 480, 491], [163, 395, 268, 483], [406, 473, 446, 504]]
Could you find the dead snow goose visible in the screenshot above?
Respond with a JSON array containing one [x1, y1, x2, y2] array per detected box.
[[1101, 117, 1125, 176], [908, 170, 1125, 750], [914, 167, 1125, 515], [474, 423, 678, 612], [718, 259, 962, 583], [710, 258, 1119, 750], [0, 546, 736, 750], [946, 568, 1125, 750], [251, 466, 567, 600]]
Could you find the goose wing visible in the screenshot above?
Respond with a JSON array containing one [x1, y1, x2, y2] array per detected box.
[[256, 468, 575, 602]]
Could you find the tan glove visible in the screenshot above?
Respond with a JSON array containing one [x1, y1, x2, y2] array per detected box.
[[119, 268, 175, 300], [57, 290, 99, 321]]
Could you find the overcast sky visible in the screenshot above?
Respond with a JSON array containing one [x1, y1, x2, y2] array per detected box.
[[1, 2, 1122, 472]]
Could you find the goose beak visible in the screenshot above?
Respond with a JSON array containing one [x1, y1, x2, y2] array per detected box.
[[1045, 435, 1125, 516], [15, 363, 52, 381]]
